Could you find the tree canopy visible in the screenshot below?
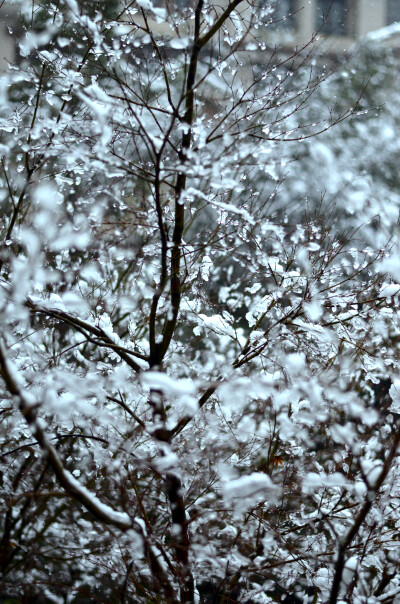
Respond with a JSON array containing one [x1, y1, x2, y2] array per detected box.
[[1, 1, 400, 603]]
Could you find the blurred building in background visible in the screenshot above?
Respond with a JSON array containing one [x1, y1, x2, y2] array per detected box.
[[0, 7, 16, 71], [0, 0, 400, 69], [272, 0, 400, 50]]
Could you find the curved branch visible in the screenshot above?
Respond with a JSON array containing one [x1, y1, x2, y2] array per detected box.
[[26, 299, 147, 372], [0, 339, 132, 531], [328, 423, 400, 604]]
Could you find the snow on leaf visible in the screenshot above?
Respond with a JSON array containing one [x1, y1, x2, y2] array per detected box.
[[222, 473, 279, 511], [200, 255, 213, 281], [245, 283, 262, 294], [184, 187, 254, 223], [380, 282, 400, 299], [302, 472, 352, 494], [197, 313, 236, 339], [377, 251, 400, 278], [141, 372, 196, 396], [170, 38, 190, 49], [303, 300, 323, 321]]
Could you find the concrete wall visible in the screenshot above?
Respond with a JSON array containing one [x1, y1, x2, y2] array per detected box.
[[277, 0, 397, 53], [294, 0, 391, 40]]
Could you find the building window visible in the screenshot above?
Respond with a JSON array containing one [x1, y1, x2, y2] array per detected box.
[[387, 0, 400, 24], [317, 0, 349, 35]]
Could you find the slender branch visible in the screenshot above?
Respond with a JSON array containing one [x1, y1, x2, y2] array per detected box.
[[328, 422, 400, 604], [0, 339, 132, 531], [169, 383, 219, 439], [0, 180, 30, 274], [106, 394, 146, 429], [26, 299, 147, 372]]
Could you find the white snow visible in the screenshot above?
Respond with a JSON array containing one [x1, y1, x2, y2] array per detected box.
[[222, 473, 279, 510], [141, 371, 197, 395], [197, 313, 236, 339]]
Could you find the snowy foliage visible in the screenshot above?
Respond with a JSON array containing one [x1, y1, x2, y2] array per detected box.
[[1, 1, 400, 603]]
